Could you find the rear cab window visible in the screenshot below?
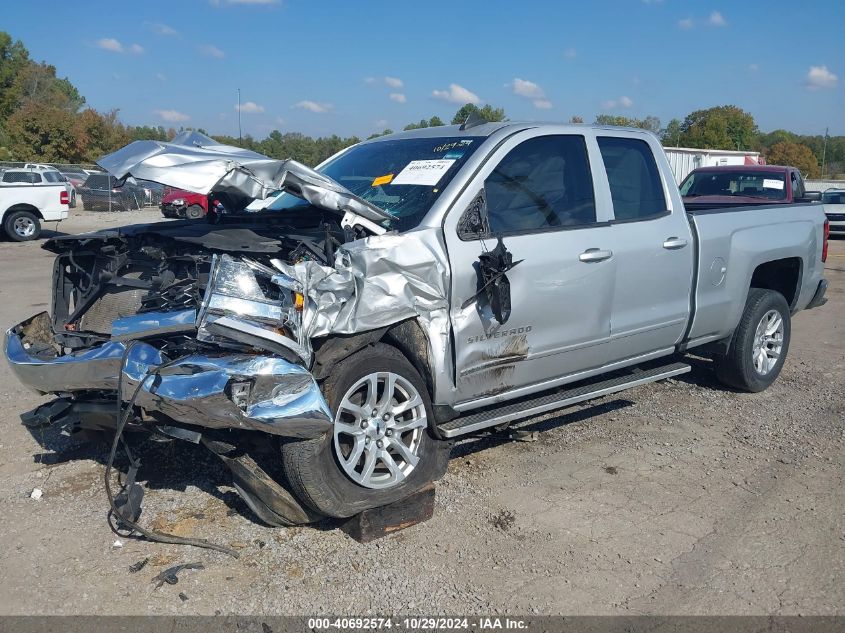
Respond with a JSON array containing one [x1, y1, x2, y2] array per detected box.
[[2, 172, 42, 184], [597, 136, 667, 221]]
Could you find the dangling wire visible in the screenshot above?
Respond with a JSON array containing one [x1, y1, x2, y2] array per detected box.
[[104, 341, 239, 558]]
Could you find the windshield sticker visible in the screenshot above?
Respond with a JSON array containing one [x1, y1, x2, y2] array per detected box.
[[433, 139, 473, 153], [371, 174, 394, 187], [763, 179, 784, 190], [443, 150, 465, 160], [392, 159, 456, 186]]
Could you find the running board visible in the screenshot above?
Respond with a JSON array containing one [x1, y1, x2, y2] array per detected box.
[[438, 362, 691, 439]]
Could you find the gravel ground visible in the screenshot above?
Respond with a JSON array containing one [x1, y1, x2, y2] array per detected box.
[[0, 207, 842, 615]]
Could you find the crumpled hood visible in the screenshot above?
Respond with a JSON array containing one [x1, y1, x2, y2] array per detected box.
[[97, 131, 390, 223]]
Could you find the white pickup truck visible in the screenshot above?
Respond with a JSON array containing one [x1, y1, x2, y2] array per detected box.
[[0, 172, 70, 240]]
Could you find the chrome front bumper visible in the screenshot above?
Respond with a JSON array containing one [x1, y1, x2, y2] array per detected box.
[[5, 313, 332, 439]]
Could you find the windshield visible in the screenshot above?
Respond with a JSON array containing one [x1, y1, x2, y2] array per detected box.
[[680, 170, 787, 200], [3, 171, 41, 183], [265, 136, 482, 229]]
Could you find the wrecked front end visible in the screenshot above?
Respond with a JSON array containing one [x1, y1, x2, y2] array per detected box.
[[5, 222, 339, 440]]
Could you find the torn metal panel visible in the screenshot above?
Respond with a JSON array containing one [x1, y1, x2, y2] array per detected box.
[[120, 342, 332, 439], [96, 132, 390, 223]]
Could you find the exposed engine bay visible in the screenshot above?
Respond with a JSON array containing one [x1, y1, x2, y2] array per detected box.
[[45, 214, 347, 361]]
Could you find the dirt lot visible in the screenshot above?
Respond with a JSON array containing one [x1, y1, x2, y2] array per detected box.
[[0, 208, 842, 615]]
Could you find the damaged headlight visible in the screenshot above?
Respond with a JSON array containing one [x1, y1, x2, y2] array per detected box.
[[197, 255, 309, 363]]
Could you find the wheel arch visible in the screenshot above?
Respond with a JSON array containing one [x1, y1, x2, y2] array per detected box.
[[749, 256, 802, 310], [4, 204, 43, 220]]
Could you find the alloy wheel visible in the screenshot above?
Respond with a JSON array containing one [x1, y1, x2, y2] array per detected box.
[[332, 371, 426, 489], [751, 309, 784, 375]]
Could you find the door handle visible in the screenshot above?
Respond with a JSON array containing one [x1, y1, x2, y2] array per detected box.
[[579, 248, 613, 263], [662, 237, 688, 250]]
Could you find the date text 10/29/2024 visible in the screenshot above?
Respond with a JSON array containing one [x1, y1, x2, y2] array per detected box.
[[307, 617, 528, 630]]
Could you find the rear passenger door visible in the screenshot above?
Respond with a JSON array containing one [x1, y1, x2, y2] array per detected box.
[[596, 134, 695, 362], [444, 129, 616, 405]]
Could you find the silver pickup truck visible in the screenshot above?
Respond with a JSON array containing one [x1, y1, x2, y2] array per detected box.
[[5, 124, 829, 526]]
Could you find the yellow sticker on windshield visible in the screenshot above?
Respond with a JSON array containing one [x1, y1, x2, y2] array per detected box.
[[371, 174, 394, 187]]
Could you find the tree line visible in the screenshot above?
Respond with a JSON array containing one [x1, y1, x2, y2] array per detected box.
[[1, 31, 841, 178]]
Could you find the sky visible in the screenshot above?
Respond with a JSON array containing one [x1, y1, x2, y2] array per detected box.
[[3, 0, 844, 138]]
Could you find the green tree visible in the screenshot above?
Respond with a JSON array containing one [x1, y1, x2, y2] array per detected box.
[[594, 114, 661, 133], [765, 142, 820, 178], [676, 105, 758, 150], [450, 103, 506, 125], [0, 31, 30, 120], [5, 103, 83, 162], [661, 118, 683, 146]]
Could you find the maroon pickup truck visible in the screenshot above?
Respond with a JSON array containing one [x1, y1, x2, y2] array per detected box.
[[680, 165, 821, 210]]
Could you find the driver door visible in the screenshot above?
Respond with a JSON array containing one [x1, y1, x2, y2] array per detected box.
[[443, 129, 616, 406]]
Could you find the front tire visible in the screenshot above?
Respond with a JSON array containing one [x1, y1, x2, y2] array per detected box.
[[4, 210, 41, 242], [714, 288, 791, 392], [185, 204, 204, 220], [281, 343, 450, 518]]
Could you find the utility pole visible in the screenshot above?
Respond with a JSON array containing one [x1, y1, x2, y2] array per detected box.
[[237, 88, 242, 145], [821, 127, 828, 178]]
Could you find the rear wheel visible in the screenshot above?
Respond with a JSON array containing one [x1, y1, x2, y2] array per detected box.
[[4, 210, 41, 242], [715, 288, 791, 392], [281, 343, 450, 518]]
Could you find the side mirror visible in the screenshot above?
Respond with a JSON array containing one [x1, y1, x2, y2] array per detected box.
[[801, 191, 821, 202], [457, 192, 489, 240]]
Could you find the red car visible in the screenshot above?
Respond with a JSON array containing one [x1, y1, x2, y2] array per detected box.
[[160, 188, 208, 219], [680, 165, 820, 210]]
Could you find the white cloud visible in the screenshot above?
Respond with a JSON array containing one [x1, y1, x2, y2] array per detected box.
[[96, 38, 123, 53], [508, 78, 553, 110], [602, 96, 634, 110], [236, 101, 265, 114], [156, 73, 167, 81], [563, 48, 577, 60], [678, 18, 693, 29], [146, 22, 178, 36], [155, 109, 190, 123], [384, 76, 403, 89], [707, 11, 727, 27], [129, 43, 145, 55], [509, 78, 545, 99], [432, 83, 480, 105], [293, 100, 333, 113], [199, 44, 225, 59], [805, 65, 838, 90], [748, 64, 759, 72], [276, 117, 286, 125], [375, 119, 388, 128], [363, 77, 377, 85], [389, 93, 407, 104]]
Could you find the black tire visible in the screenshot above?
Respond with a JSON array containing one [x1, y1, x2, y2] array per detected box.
[[714, 288, 791, 392], [185, 204, 204, 220], [3, 209, 41, 242], [281, 343, 450, 518]]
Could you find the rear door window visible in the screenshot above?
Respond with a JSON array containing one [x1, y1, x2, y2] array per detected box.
[[484, 135, 596, 234], [597, 137, 667, 221]]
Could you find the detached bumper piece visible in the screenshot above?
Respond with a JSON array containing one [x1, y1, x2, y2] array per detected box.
[[5, 312, 332, 439]]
